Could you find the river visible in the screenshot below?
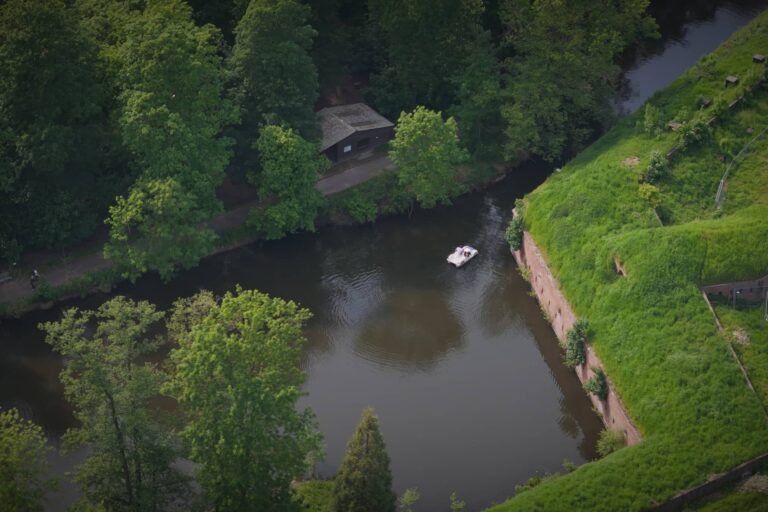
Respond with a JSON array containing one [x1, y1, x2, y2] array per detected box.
[[1, 1, 766, 510]]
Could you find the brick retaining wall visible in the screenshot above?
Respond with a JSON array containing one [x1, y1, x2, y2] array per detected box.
[[512, 228, 642, 445]]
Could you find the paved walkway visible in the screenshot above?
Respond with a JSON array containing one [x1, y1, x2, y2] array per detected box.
[[0, 154, 395, 308]]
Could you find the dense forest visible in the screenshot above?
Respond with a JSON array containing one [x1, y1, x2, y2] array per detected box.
[[0, 0, 656, 280]]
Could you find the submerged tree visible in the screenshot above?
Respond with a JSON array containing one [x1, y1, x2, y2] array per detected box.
[[333, 407, 396, 512], [0, 409, 56, 512], [247, 125, 328, 239], [166, 287, 322, 512], [40, 297, 187, 512], [390, 107, 469, 209]]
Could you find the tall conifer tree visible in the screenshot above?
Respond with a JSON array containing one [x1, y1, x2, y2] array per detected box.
[[333, 408, 396, 512]]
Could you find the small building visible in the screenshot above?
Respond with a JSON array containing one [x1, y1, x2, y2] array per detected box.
[[318, 103, 394, 163]]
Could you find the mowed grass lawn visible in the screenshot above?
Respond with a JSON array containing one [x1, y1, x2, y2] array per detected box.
[[489, 10, 768, 512]]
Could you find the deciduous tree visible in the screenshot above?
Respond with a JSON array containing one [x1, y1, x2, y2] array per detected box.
[[166, 287, 322, 512], [500, 0, 657, 162], [390, 107, 469, 208], [0, 409, 55, 512], [230, 0, 319, 142], [248, 125, 328, 239], [105, 178, 218, 282], [105, 0, 236, 278], [40, 297, 186, 512], [367, 0, 487, 117], [0, 0, 118, 261]]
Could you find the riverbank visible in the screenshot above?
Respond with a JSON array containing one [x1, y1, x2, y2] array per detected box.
[[490, 10, 768, 511], [0, 154, 505, 317]]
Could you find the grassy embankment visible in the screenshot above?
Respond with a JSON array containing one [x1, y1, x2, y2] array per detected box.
[[489, 10, 768, 511]]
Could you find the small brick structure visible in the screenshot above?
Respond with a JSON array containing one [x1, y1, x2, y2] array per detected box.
[[702, 274, 768, 303], [511, 222, 642, 445], [725, 75, 740, 87], [754, 54, 766, 64]]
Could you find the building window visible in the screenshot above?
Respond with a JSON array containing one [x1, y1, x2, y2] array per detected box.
[[343, 144, 352, 153], [357, 137, 370, 149]]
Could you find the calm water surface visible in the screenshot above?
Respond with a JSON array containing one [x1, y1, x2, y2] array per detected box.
[[1, 165, 602, 511], [2, 2, 767, 510]]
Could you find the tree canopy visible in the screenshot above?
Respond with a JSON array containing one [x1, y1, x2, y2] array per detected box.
[[390, 107, 469, 208], [166, 287, 323, 511], [248, 125, 328, 239], [103, 0, 237, 278], [0, 408, 55, 512], [0, 0, 117, 262], [332, 407, 396, 512], [40, 297, 187, 512], [230, 0, 319, 141], [367, 0, 488, 117], [499, 0, 657, 162], [104, 177, 218, 281]]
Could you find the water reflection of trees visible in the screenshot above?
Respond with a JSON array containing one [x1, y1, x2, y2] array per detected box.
[[353, 288, 464, 371], [498, 272, 603, 459]]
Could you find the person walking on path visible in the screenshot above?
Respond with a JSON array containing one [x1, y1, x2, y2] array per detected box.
[[30, 269, 39, 289]]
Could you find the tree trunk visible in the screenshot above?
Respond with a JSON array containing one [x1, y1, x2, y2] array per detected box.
[[106, 391, 134, 507]]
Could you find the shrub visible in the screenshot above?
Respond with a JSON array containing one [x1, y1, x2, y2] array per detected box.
[[33, 279, 55, 302], [583, 367, 608, 401], [676, 117, 711, 150], [640, 150, 668, 183], [514, 471, 560, 495], [564, 320, 589, 367], [505, 215, 525, 251], [638, 183, 661, 209], [596, 428, 625, 457], [642, 104, 663, 136], [340, 191, 378, 224]]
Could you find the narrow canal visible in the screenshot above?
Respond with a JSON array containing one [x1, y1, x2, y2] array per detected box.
[[0, 1, 766, 510]]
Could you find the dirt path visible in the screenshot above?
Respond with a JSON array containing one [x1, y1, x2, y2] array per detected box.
[[0, 155, 395, 309]]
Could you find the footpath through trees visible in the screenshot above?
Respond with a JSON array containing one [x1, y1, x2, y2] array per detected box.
[[0, 155, 394, 312]]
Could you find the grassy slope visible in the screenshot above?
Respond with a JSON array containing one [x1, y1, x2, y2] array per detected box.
[[489, 10, 768, 512]]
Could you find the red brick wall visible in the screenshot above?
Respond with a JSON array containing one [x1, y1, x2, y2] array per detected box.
[[702, 275, 768, 302], [513, 228, 642, 445]]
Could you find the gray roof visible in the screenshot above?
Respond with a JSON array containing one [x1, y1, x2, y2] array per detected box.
[[317, 103, 394, 151]]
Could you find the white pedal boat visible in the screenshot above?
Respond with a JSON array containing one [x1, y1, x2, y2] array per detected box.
[[447, 245, 478, 267]]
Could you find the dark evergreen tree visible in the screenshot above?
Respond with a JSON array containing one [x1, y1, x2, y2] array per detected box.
[[333, 408, 396, 512]]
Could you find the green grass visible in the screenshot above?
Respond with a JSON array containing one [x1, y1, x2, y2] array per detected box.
[[697, 491, 768, 511], [489, 10, 768, 511], [716, 305, 768, 407]]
